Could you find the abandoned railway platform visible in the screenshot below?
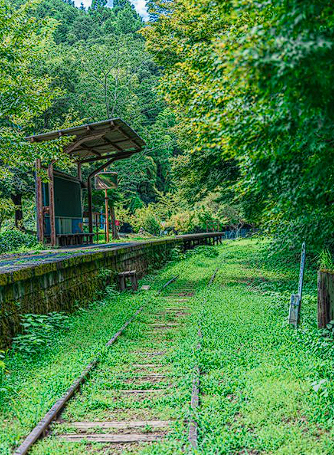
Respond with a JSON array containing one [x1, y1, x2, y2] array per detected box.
[[0, 232, 224, 348]]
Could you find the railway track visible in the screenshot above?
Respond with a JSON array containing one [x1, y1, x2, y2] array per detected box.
[[14, 269, 218, 455]]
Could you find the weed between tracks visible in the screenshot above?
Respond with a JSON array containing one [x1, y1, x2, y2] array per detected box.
[[1, 239, 334, 454]]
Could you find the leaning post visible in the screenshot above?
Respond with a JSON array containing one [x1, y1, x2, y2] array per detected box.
[[288, 242, 306, 327]]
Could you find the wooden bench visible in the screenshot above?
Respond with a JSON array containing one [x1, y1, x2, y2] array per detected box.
[[118, 270, 138, 292], [56, 233, 94, 247]]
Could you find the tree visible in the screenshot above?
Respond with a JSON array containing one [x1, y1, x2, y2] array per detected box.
[[4, 0, 179, 232], [0, 0, 70, 230], [31, 0, 178, 214], [143, 0, 334, 251], [91, 0, 107, 10], [0, 0, 58, 130]]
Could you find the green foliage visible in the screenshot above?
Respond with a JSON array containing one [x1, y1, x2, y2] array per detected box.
[[0, 0, 59, 127], [132, 205, 162, 235], [0, 351, 6, 393], [0, 230, 41, 254], [166, 210, 195, 234], [0, 199, 14, 231], [318, 248, 334, 271], [0, 0, 71, 191], [188, 245, 219, 258], [127, 191, 244, 236], [91, 0, 107, 9], [168, 245, 183, 261], [12, 312, 69, 357], [2, 239, 333, 453], [143, 0, 334, 252]]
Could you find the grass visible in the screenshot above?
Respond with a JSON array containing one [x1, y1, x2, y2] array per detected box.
[[1, 238, 334, 454], [91, 233, 176, 244]]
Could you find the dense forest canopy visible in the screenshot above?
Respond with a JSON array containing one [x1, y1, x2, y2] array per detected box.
[[0, 0, 180, 233], [0, 0, 333, 253], [143, 0, 334, 252]]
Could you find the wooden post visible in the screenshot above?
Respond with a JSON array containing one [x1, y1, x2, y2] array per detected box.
[[318, 271, 334, 328], [77, 162, 82, 181], [86, 156, 117, 237], [48, 162, 57, 247], [35, 159, 44, 244], [87, 177, 93, 234], [110, 204, 120, 240], [105, 189, 110, 243], [130, 272, 138, 291], [95, 213, 99, 243]]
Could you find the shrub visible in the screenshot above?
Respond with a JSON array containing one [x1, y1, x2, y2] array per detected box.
[[169, 246, 184, 261], [167, 211, 196, 234], [0, 229, 40, 254], [12, 312, 69, 357], [318, 248, 334, 271], [188, 245, 219, 258], [132, 206, 161, 235]]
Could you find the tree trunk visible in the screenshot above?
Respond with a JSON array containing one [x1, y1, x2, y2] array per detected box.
[[110, 204, 119, 240], [11, 193, 25, 231]]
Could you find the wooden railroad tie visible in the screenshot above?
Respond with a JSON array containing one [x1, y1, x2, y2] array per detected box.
[[118, 270, 138, 291], [58, 433, 163, 443], [56, 420, 171, 430]]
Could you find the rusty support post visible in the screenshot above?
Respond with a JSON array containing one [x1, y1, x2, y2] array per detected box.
[[105, 189, 110, 243], [48, 162, 56, 247], [87, 177, 94, 235], [87, 157, 117, 236], [35, 159, 44, 244]]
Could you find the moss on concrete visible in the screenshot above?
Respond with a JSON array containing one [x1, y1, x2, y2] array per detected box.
[[0, 239, 182, 348]]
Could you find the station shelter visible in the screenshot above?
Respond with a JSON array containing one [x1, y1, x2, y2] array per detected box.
[[27, 118, 145, 247]]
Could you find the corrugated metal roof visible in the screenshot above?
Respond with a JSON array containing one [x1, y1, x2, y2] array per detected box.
[[26, 118, 145, 164]]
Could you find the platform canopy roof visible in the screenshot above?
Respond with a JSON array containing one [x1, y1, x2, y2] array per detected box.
[[26, 118, 145, 164]]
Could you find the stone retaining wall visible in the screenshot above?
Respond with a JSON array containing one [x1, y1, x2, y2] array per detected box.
[[0, 233, 222, 347], [0, 233, 222, 348]]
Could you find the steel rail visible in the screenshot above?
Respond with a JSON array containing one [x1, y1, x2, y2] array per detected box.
[[188, 332, 201, 449], [158, 275, 179, 294], [14, 276, 178, 455], [188, 268, 218, 450], [208, 268, 219, 286]]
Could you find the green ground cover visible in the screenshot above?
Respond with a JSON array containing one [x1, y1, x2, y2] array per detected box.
[[1, 239, 333, 454]]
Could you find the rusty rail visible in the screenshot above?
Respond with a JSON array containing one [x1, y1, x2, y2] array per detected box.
[[13, 276, 178, 455], [158, 275, 179, 293], [188, 268, 218, 450]]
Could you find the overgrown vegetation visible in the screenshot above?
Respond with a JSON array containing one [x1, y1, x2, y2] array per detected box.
[[1, 240, 334, 453], [0, 0, 180, 237], [143, 0, 334, 253], [0, 230, 42, 254], [12, 312, 69, 356], [2, 0, 330, 251]]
